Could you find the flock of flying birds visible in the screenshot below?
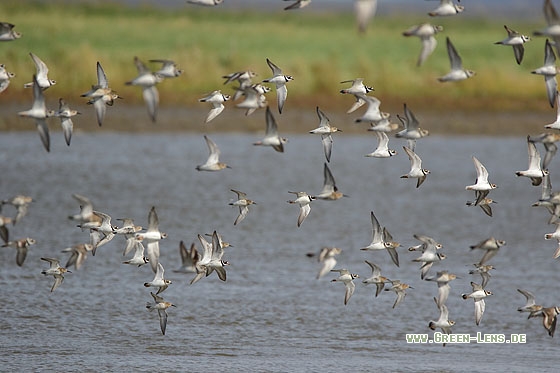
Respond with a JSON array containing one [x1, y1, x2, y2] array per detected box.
[[2, 0, 560, 338]]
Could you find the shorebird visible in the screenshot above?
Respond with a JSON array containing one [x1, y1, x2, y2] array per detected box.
[[361, 210, 400, 267], [68, 194, 101, 226], [354, 0, 378, 33], [253, 106, 288, 152], [315, 163, 347, 201], [340, 78, 374, 113], [428, 0, 464, 17], [468, 263, 495, 288], [495, 25, 531, 65], [354, 94, 390, 124], [18, 75, 54, 152], [470, 237, 506, 265], [340, 78, 374, 96], [530, 306, 560, 337], [122, 240, 149, 267], [367, 117, 399, 133], [205, 231, 232, 251], [331, 269, 359, 305], [125, 56, 163, 122], [385, 280, 413, 309], [528, 132, 560, 169], [173, 241, 199, 274], [23, 53, 56, 90], [544, 222, 560, 258], [534, 0, 560, 57], [409, 234, 443, 253], [62, 241, 93, 268], [462, 281, 492, 326], [135, 206, 167, 273], [54, 98, 80, 146], [235, 84, 268, 116], [1, 195, 33, 225], [191, 231, 229, 284], [531, 39, 559, 108], [149, 59, 183, 78], [465, 156, 497, 206], [146, 292, 176, 335], [2, 237, 35, 266], [223, 70, 257, 101], [196, 135, 231, 171], [466, 198, 497, 217], [438, 37, 475, 82], [287, 191, 315, 227], [401, 146, 430, 188], [396, 103, 429, 151], [412, 242, 446, 280], [532, 172, 560, 224], [62, 243, 93, 270], [84, 211, 117, 255], [0, 22, 21, 41], [517, 289, 544, 319], [316, 247, 342, 279], [428, 298, 455, 338], [199, 90, 230, 123], [402, 23, 443, 66], [0, 63, 15, 93], [229, 189, 256, 225], [309, 107, 341, 162], [81, 61, 121, 126], [113, 217, 143, 236], [144, 262, 172, 294], [425, 270, 457, 308], [262, 58, 293, 113], [362, 260, 390, 297], [40, 257, 71, 292], [515, 136, 548, 186], [365, 131, 397, 158]]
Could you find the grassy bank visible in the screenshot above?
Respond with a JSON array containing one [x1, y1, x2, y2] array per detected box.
[[0, 1, 553, 115]]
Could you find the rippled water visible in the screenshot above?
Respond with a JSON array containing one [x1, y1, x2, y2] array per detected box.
[[0, 130, 557, 371]]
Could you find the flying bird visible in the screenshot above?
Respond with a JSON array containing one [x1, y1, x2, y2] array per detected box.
[[495, 25, 531, 65], [531, 39, 559, 108], [331, 269, 359, 305], [401, 146, 430, 188], [18, 75, 54, 152], [81, 62, 121, 126], [262, 58, 293, 113], [253, 106, 288, 152], [199, 90, 230, 123], [438, 37, 475, 82], [287, 191, 315, 227], [125, 56, 163, 122], [309, 107, 341, 162], [196, 135, 231, 171], [402, 23, 443, 66], [146, 292, 176, 335], [23, 53, 56, 90]]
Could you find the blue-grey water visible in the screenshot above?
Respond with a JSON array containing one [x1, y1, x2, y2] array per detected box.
[[0, 129, 558, 371]]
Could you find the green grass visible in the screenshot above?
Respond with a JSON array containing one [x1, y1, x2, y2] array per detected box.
[[0, 1, 552, 112]]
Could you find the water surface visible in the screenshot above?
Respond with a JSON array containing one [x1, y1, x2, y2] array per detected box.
[[0, 131, 557, 371]]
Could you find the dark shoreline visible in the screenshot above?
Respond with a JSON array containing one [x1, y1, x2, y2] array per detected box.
[[0, 104, 554, 136]]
